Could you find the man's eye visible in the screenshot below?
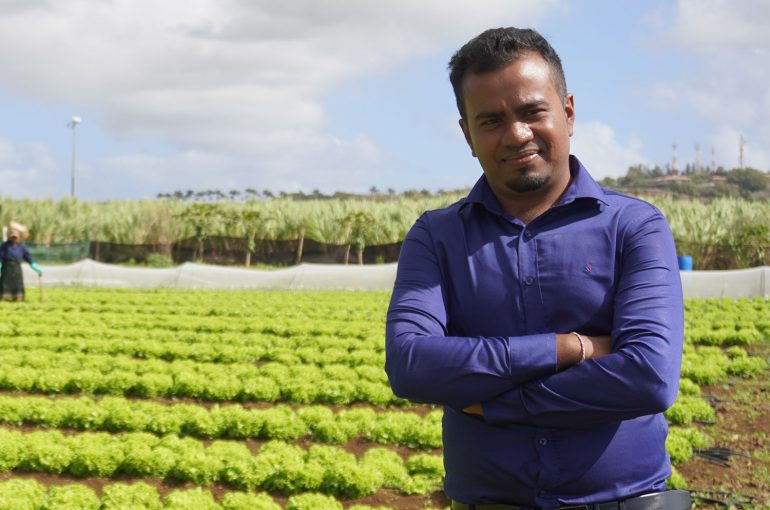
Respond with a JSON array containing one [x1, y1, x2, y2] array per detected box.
[[481, 118, 501, 126], [527, 109, 546, 116]]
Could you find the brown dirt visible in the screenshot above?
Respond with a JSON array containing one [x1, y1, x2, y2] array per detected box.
[[677, 343, 770, 509]]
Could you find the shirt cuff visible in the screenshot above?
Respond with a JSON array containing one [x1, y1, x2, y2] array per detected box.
[[482, 332, 557, 426], [508, 332, 558, 381]]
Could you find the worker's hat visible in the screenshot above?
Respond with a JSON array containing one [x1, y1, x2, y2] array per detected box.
[[8, 221, 29, 240]]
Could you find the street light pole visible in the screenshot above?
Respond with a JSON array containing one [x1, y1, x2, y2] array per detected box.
[[67, 116, 81, 197]]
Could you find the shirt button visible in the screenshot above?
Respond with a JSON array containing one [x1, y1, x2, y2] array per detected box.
[[525, 277, 534, 286], [524, 230, 533, 239], [539, 438, 548, 446]]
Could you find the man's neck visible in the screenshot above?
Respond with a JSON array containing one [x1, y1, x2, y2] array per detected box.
[[495, 174, 572, 224]]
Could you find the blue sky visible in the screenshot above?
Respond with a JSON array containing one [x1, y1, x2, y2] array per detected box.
[[0, 0, 767, 200]]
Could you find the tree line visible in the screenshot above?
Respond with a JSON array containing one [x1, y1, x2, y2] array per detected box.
[[599, 165, 769, 199]]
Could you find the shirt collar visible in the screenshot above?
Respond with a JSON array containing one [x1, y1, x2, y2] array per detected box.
[[560, 155, 610, 206], [460, 154, 609, 216]]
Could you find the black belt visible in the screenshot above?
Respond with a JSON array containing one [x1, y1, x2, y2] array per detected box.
[[451, 490, 692, 510]]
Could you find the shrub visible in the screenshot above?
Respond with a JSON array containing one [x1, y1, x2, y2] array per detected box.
[[0, 429, 24, 471], [20, 431, 74, 474], [0, 479, 45, 510], [285, 493, 343, 510], [219, 492, 281, 510], [42, 484, 100, 510], [146, 252, 174, 268], [96, 482, 163, 510], [163, 488, 221, 510], [361, 448, 409, 488]]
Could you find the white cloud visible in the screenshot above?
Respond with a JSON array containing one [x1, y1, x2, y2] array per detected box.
[[90, 134, 396, 199], [0, 0, 563, 197], [668, 0, 770, 53], [0, 139, 58, 197], [654, 0, 770, 170], [571, 121, 648, 179]]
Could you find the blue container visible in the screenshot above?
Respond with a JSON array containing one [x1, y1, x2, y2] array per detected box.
[[677, 255, 693, 271]]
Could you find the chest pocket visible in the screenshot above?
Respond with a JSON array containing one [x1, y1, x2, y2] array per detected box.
[[534, 232, 616, 332]]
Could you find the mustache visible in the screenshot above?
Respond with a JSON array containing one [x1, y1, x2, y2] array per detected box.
[[500, 145, 540, 161]]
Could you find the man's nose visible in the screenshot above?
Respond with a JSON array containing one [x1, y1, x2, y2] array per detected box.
[[502, 121, 533, 146]]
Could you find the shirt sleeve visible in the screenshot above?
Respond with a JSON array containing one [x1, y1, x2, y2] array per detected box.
[[385, 214, 557, 409], [22, 245, 34, 264], [482, 210, 684, 428]]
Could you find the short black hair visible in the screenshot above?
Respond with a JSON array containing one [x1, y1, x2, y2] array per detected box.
[[448, 27, 567, 119]]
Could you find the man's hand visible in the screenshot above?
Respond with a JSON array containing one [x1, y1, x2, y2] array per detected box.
[[463, 403, 483, 415]]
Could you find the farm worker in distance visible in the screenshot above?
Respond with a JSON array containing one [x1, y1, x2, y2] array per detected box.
[[0, 222, 43, 301], [385, 28, 690, 510]]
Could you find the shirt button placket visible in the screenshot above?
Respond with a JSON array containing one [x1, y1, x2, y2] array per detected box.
[[518, 227, 540, 331], [521, 230, 536, 287]]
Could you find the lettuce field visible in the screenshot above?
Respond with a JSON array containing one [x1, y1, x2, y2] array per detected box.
[[0, 290, 767, 509]]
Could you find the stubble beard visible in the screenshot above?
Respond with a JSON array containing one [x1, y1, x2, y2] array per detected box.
[[505, 168, 549, 193]]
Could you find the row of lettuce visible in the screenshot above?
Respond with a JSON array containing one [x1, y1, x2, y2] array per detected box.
[[0, 429, 442, 497], [0, 396, 440, 446], [0, 290, 766, 508], [0, 478, 402, 510], [0, 344, 762, 405]]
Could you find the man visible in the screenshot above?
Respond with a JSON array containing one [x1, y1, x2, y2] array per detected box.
[[385, 27, 690, 510]]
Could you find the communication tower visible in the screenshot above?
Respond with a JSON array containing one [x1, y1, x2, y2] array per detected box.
[[671, 143, 678, 175], [694, 143, 700, 171]]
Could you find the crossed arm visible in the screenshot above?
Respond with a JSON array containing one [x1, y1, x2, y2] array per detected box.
[[385, 213, 684, 428], [461, 332, 610, 416]]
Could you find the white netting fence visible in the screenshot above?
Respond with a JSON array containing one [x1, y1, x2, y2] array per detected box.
[[24, 260, 398, 292], [679, 266, 769, 298], [21, 260, 770, 297]]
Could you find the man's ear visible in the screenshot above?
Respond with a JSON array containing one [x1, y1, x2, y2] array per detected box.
[[564, 93, 575, 137], [459, 118, 476, 157]]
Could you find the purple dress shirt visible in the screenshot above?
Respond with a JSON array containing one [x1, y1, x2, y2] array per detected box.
[[385, 156, 684, 509]]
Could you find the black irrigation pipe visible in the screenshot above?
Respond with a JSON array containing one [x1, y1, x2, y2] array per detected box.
[[689, 489, 758, 508], [700, 393, 723, 405], [695, 446, 754, 467]]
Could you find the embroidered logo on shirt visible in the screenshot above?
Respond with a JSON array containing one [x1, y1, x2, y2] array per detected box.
[[584, 263, 593, 273]]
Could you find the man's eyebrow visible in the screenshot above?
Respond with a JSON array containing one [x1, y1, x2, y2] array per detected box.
[[473, 110, 502, 121], [473, 100, 549, 121], [520, 99, 548, 109]]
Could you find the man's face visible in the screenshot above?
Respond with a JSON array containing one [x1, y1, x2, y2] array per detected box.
[[459, 52, 574, 200]]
